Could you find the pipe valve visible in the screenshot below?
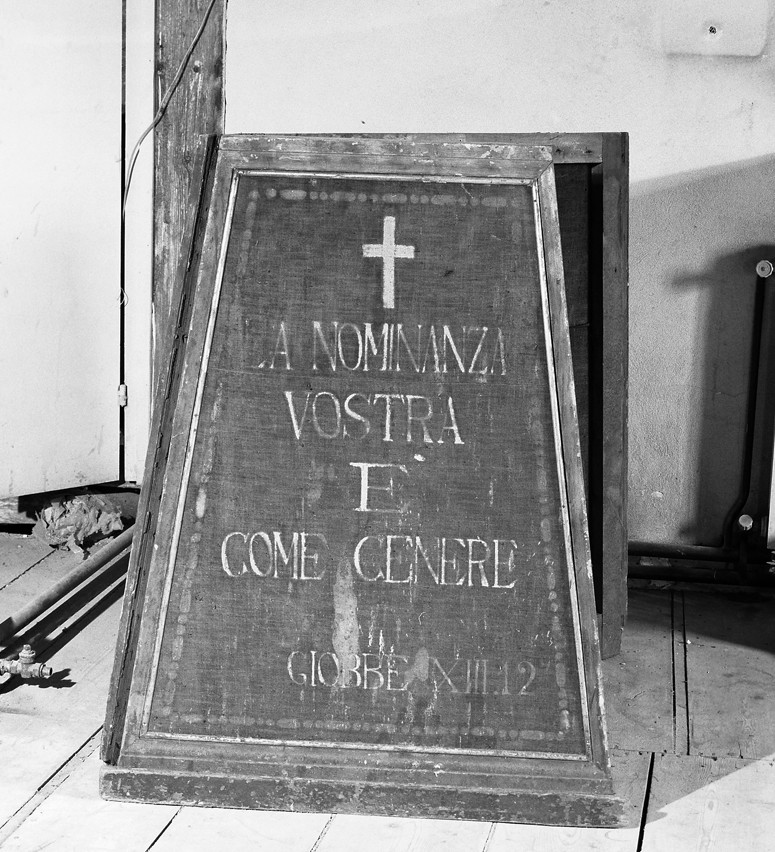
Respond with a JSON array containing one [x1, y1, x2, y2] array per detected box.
[[0, 644, 53, 679], [738, 513, 754, 532]]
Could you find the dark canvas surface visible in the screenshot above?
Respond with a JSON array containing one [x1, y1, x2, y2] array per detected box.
[[146, 172, 587, 757]]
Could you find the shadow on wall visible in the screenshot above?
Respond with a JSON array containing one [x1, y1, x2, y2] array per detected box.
[[629, 156, 775, 546]]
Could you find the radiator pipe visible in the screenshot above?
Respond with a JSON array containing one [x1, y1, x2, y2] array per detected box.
[[628, 540, 739, 564], [628, 562, 772, 586], [0, 525, 134, 646], [721, 263, 771, 566]]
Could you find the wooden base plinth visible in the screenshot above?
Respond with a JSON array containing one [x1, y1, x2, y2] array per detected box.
[[100, 764, 627, 827]]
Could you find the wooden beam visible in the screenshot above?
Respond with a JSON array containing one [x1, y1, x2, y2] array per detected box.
[[154, 0, 225, 384], [599, 133, 629, 659]]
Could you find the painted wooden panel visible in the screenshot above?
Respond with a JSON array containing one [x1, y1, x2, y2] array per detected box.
[[103, 137, 617, 825], [0, 1, 121, 497]]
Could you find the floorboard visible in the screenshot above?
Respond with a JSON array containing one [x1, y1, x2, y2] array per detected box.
[[682, 586, 775, 759], [0, 751, 177, 852], [0, 534, 61, 593], [313, 813, 492, 852], [487, 822, 640, 851], [671, 590, 689, 756], [151, 807, 331, 852], [0, 594, 121, 828], [600, 586, 674, 754], [0, 541, 79, 660], [641, 753, 775, 851]]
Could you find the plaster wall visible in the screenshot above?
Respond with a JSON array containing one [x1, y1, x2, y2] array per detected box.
[[0, 0, 122, 496], [224, 0, 775, 545]]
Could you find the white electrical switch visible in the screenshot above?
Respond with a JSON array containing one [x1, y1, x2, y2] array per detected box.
[[661, 0, 769, 56]]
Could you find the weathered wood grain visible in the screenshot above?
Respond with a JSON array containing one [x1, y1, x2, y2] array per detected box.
[[539, 161, 607, 767], [642, 753, 775, 852], [683, 586, 775, 759], [392, 133, 603, 164], [0, 498, 35, 526], [154, 0, 224, 384], [598, 134, 629, 660], [601, 587, 674, 754]]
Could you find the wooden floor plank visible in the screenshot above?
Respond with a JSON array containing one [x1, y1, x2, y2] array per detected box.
[[314, 813, 492, 852], [0, 533, 54, 589], [610, 749, 652, 828], [488, 822, 640, 851], [0, 544, 77, 639], [152, 808, 331, 852], [601, 586, 674, 754], [642, 753, 775, 852], [671, 591, 689, 756], [683, 586, 775, 759], [0, 596, 121, 827], [0, 751, 177, 851], [5, 551, 775, 848]]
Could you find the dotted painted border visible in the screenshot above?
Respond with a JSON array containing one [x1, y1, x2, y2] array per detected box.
[[163, 712, 564, 743], [249, 187, 515, 208], [150, 177, 567, 745]]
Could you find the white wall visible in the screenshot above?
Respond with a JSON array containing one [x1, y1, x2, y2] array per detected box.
[[0, 1, 123, 496], [123, 0, 155, 483], [223, 0, 775, 545]]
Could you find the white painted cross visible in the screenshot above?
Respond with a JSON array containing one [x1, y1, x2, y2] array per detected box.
[[362, 215, 415, 310]]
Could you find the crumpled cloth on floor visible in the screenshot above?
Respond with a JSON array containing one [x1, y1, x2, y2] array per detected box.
[[33, 494, 124, 556]]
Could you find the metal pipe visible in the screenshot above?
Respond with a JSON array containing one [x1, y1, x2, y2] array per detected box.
[[629, 563, 775, 586], [628, 540, 739, 564], [721, 265, 770, 554], [0, 525, 134, 646]]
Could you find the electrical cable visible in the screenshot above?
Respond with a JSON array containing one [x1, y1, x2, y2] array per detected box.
[[122, 0, 219, 217]]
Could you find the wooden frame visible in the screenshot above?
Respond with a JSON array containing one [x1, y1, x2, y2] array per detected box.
[[153, 0, 225, 385], [104, 136, 622, 824]]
